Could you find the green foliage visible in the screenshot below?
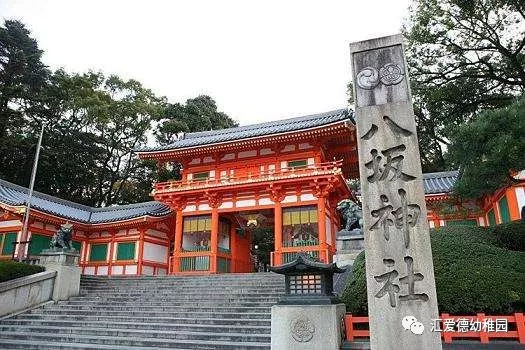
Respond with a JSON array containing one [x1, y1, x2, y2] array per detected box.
[[155, 95, 238, 146], [403, 0, 525, 172], [0, 260, 45, 283], [341, 223, 525, 314], [0, 20, 235, 207], [490, 221, 525, 251], [447, 97, 525, 199], [251, 227, 274, 266]]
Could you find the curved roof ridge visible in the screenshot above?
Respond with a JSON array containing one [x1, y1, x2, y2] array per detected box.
[[137, 108, 352, 153], [0, 178, 171, 224]]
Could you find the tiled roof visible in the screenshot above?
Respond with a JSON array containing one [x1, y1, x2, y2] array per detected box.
[[0, 179, 171, 224], [422, 170, 458, 194], [137, 108, 352, 153]]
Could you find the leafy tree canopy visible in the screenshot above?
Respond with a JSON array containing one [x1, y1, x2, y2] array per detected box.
[[404, 0, 525, 171], [155, 95, 237, 146], [0, 20, 234, 207], [447, 96, 525, 199]]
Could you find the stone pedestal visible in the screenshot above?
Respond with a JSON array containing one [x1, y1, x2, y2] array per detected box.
[[39, 249, 80, 301], [335, 229, 364, 267], [271, 304, 346, 350]]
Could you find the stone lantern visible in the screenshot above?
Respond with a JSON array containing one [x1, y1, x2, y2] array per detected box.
[[270, 253, 347, 349]]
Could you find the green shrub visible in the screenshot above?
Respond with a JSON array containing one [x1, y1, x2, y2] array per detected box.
[[490, 221, 525, 251], [0, 260, 45, 283], [341, 225, 525, 315]]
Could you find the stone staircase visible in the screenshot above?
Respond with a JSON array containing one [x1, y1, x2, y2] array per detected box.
[[0, 273, 285, 349]]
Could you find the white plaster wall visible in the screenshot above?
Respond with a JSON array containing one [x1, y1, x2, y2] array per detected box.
[[97, 266, 108, 275], [282, 195, 297, 203], [143, 242, 168, 263], [259, 198, 273, 205], [199, 203, 211, 211], [237, 199, 256, 207], [0, 220, 21, 228], [125, 265, 137, 275], [439, 220, 446, 227], [84, 266, 95, 275], [428, 221, 435, 228], [183, 204, 197, 213], [219, 201, 234, 209], [146, 229, 168, 240], [142, 266, 154, 275], [516, 187, 525, 218], [300, 193, 315, 201], [478, 217, 486, 226], [112, 266, 123, 275], [326, 216, 332, 245]]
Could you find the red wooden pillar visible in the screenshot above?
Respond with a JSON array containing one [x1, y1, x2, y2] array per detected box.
[[137, 227, 145, 275], [210, 208, 219, 273], [274, 201, 283, 265], [107, 231, 115, 276], [172, 210, 183, 273], [317, 196, 328, 263], [230, 219, 237, 272]]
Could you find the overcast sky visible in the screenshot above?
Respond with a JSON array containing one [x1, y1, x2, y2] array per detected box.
[[1, 0, 412, 125]]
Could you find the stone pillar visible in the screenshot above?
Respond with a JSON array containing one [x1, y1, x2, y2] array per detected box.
[[39, 250, 80, 301], [349, 34, 441, 349]]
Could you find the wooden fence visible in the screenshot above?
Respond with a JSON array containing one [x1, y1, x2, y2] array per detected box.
[[345, 313, 525, 344]]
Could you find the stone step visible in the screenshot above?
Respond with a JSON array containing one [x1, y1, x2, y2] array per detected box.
[[57, 300, 277, 307], [14, 314, 271, 326], [0, 332, 269, 349], [69, 296, 280, 303], [42, 305, 272, 313], [0, 325, 271, 342], [1, 319, 270, 334], [0, 339, 210, 350], [31, 309, 271, 319]]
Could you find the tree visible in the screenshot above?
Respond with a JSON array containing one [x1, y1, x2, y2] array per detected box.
[[154, 95, 237, 180], [155, 95, 237, 145], [0, 20, 50, 181], [403, 0, 525, 171], [447, 96, 525, 199]]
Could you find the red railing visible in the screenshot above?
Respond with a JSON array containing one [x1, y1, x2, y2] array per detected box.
[[344, 313, 525, 344], [154, 160, 344, 193]]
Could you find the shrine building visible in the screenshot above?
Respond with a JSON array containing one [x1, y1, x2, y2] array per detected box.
[[0, 109, 524, 275]]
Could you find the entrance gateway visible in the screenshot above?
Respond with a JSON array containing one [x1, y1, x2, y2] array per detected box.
[[136, 110, 357, 274]]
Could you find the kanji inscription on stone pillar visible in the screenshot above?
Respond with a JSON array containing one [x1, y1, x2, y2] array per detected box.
[[349, 34, 442, 349]]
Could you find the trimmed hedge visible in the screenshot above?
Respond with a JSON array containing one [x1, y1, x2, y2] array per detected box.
[[341, 223, 525, 315], [0, 260, 45, 283]]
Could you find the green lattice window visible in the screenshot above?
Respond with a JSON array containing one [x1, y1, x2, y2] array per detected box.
[[89, 244, 108, 261], [282, 206, 319, 246], [116, 242, 136, 260], [487, 209, 496, 227], [287, 159, 308, 169], [498, 196, 511, 223], [29, 234, 51, 255], [447, 219, 478, 227], [1, 232, 17, 255], [193, 171, 209, 181]]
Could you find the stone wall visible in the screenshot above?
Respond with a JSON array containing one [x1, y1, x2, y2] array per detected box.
[[0, 270, 56, 317]]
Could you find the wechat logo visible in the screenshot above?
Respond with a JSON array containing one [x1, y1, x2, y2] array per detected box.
[[402, 315, 425, 335]]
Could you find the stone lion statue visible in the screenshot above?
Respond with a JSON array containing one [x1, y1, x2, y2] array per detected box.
[[336, 199, 363, 232], [50, 222, 74, 250]]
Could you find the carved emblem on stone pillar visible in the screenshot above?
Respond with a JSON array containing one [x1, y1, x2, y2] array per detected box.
[[290, 316, 315, 342], [356, 67, 380, 90], [379, 63, 404, 85]]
